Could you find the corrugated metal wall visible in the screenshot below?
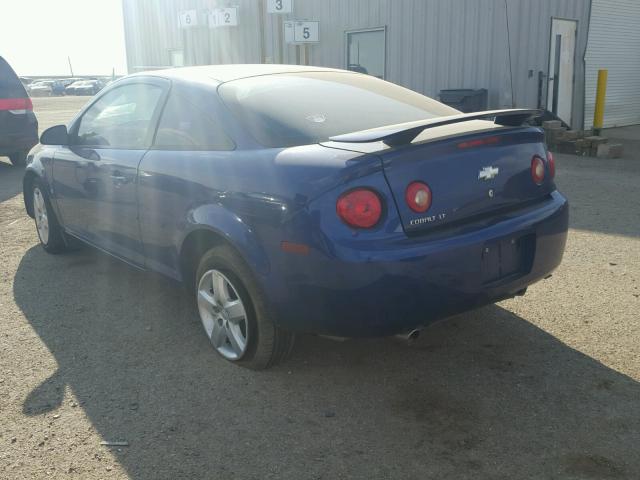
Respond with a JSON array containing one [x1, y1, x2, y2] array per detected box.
[[584, 0, 640, 128], [122, 0, 591, 128], [122, 0, 264, 69]]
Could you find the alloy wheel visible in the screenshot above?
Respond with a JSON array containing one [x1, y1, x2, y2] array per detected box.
[[33, 187, 49, 245], [197, 269, 249, 360]]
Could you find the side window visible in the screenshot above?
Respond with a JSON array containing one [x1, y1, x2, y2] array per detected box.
[[154, 93, 234, 151], [75, 83, 163, 149], [0, 57, 27, 98]]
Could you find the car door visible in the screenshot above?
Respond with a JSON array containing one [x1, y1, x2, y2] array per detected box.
[[137, 88, 236, 278], [52, 79, 167, 266]]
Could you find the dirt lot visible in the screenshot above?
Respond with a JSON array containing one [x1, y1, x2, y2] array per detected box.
[[1, 97, 639, 479]]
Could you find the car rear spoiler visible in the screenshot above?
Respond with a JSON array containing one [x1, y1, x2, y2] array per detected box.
[[329, 109, 542, 147]]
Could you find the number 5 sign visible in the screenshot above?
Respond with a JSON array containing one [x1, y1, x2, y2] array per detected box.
[[293, 21, 319, 43], [267, 0, 292, 14]]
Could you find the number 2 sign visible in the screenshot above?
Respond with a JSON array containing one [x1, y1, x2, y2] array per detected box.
[[267, 0, 292, 14], [208, 7, 239, 27]]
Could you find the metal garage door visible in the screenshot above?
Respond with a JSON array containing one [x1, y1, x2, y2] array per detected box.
[[584, 0, 640, 128]]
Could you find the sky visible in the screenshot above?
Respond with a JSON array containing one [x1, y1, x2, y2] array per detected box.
[[0, 0, 127, 77]]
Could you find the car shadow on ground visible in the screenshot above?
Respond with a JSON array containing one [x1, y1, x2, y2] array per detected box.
[[0, 160, 24, 203], [13, 246, 640, 479]]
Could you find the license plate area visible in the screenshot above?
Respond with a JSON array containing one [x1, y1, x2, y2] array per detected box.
[[481, 234, 535, 284]]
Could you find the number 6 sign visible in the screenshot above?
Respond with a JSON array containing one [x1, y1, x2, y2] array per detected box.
[[178, 10, 199, 28]]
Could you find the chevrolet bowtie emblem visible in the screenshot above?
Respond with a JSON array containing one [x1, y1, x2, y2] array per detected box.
[[478, 166, 499, 181]]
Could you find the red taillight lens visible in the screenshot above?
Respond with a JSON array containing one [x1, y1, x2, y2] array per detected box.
[[405, 181, 432, 213], [336, 189, 382, 228], [531, 156, 545, 185], [0, 97, 33, 111], [547, 151, 555, 178]]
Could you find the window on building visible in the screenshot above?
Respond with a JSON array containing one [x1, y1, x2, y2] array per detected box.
[[154, 93, 234, 150], [346, 28, 386, 79]]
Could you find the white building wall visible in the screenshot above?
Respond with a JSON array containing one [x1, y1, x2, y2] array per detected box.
[[585, 0, 640, 128], [122, 0, 591, 127]]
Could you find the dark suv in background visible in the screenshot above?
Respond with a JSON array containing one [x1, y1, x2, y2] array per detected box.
[[0, 56, 38, 166]]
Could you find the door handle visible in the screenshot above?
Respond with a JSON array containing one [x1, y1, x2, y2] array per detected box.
[[110, 171, 128, 185]]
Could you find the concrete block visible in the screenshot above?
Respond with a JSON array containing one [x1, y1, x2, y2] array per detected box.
[[542, 120, 562, 129], [597, 143, 624, 159], [556, 140, 577, 154], [559, 130, 581, 141], [580, 129, 594, 138], [584, 135, 608, 146], [574, 139, 588, 154], [545, 128, 567, 145]]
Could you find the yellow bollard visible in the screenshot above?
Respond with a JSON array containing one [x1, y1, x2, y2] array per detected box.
[[593, 69, 608, 134]]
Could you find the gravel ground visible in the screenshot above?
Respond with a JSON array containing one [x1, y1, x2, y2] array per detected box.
[[1, 97, 639, 479]]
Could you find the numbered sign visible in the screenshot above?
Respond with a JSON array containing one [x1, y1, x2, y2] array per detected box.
[[208, 7, 238, 28], [267, 0, 292, 14], [292, 21, 319, 43], [283, 21, 295, 43], [178, 10, 198, 28]]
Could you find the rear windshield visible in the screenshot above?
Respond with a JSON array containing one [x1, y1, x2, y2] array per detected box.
[[219, 72, 458, 148], [0, 57, 27, 98]]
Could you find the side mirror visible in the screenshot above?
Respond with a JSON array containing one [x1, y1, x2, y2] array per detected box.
[[40, 125, 69, 146]]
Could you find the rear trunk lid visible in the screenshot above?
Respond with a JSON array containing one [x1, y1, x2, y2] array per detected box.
[[324, 120, 554, 235]]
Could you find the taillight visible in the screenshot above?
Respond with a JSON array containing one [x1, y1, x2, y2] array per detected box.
[[531, 156, 545, 185], [336, 188, 382, 228], [405, 181, 432, 213], [547, 151, 555, 178], [0, 97, 33, 112]]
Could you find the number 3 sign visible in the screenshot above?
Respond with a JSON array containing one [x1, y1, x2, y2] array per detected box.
[[267, 0, 292, 14]]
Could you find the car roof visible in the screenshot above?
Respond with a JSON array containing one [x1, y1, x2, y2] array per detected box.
[[135, 64, 351, 84]]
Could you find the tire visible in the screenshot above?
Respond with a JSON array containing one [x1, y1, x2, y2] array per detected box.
[[32, 180, 70, 254], [195, 245, 294, 370], [9, 151, 27, 167]]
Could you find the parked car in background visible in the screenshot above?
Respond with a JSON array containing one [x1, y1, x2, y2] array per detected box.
[[60, 78, 80, 89], [29, 80, 65, 97], [19, 77, 33, 89], [0, 56, 38, 166], [23, 65, 568, 368], [64, 79, 103, 96]]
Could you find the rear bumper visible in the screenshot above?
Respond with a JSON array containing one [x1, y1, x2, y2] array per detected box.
[[267, 191, 568, 337], [0, 112, 38, 155]]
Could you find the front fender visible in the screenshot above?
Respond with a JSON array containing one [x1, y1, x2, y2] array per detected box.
[[23, 145, 56, 218], [181, 203, 271, 277]]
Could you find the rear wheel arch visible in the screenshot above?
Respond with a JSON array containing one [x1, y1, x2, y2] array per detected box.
[[179, 228, 258, 292]]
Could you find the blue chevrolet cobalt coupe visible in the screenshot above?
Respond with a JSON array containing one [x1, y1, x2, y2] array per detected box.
[[23, 65, 568, 369]]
